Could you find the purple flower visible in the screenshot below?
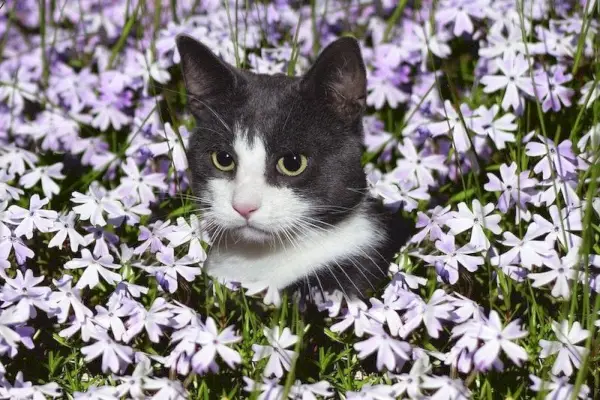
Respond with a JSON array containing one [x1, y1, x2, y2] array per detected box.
[[371, 178, 430, 213], [243, 377, 284, 400], [81, 329, 133, 374], [473, 310, 528, 370], [420, 375, 471, 400], [484, 162, 537, 213], [432, 234, 484, 284], [165, 215, 208, 262], [18, 162, 65, 199], [445, 200, 502, 250], [48, 275, 92, 323], [579, 77, 600, 108], [133, 220, 173, 255], [400, 289, 455, 339], [115, 158, 168, 205], [533, 66, 575, 113], [48, 211, 87, 252], [354, 323, 412, 371], [412, 21, 452, 62], [7, 194, 57, 239], [0, 307, 28, 349], [411, 205, 453, 244], [479, 19, 530, 59], [532, 205, 582, 249], [528, 252, 582, 299], [1, 269, 51, 319], [368, 297, 405, 336], [123, 297, 172, 343], [192, 317, 242, 372], [534, 25, 576, 58], [251, 326, 298, 378], [436, 0, 486, 36], [64, 249, 122, 290], [72, 385, 120, 400], [345, 383, 397, 400], [330, 298, 374, 338], [289, 380, 333, 400], [0, 145, 38, 176], [427, 100, 479, 153], [142, 247, 201, 294], [1, 372, 61, 399], [530, 137, 580, 183], [93, 304, 130, 342], [480, 51, 536, 113], [71, 186, 124, 227], [539, 320, 589, 376], [0, 170, 24, 201], [471, 105, 517, 150], [366, 72, 409, 110], [491, 223, 553, 270], [393, 139, 448, 188], [147, 123, 189, 172], [529, 374, 590, 399], [0, 229, 35, 264]]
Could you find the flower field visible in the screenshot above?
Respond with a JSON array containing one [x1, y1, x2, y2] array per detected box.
[[0, 0, 599, 398]]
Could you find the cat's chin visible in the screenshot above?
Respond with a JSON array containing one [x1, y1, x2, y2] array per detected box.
[[233, 225, 273, 243]]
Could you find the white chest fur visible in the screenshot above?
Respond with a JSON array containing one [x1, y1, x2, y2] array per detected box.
[[204, 207, 385, 289]]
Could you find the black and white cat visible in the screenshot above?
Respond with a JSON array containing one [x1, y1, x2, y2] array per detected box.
[[176, 35, 412, 297]]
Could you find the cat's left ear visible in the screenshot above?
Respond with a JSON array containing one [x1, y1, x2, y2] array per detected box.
[[175, 35, 241, 117], [300, 36, 367, 119]]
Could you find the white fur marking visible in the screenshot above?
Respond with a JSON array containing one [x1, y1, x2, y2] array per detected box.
[[205, 128, 311, 242], [205, 205, 384, 289]]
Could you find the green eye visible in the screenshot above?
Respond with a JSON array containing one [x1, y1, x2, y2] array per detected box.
[[276, 153, 308, 176], [211, 151, 235, 172]]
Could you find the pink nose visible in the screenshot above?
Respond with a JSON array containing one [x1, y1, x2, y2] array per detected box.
[[233, 204, 259, 219]]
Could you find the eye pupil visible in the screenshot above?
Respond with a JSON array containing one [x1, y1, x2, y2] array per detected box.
[[283, 154, 302, 171], [277, 153, 307, 176], [216, 151, 232, 166], [211, 151, 235, 171]]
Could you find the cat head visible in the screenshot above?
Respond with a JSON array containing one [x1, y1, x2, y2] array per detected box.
[[176, 35, 368, 243]]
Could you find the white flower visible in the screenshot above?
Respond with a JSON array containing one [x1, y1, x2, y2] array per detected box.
[[71, 186, 124, 227], [81, 329, 134, 374], [473, 310, 528, 370], [147, 123, 189, 171], [64, 249, 122, 289], [354, 323, 412, 371], [48, 211, 87, 252], [252, 326, 298, 378], [539, 320, 589, 377], [19, 162, 65, 199], [446, 200, 502, 250], [8, 194, 57, 239], [401, 289, 454, 339]]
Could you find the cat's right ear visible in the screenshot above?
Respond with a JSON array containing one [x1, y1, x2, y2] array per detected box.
[[176, 35, 239, 115]]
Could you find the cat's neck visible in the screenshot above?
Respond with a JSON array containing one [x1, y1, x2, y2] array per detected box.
[[203, 200, 387, 290]]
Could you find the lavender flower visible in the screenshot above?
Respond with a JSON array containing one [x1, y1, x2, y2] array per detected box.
[[80, 329, 134, 374], [481, 51, 536, 113], [252, 326, 298, 378], [64, 249, 122, 290], [539, 320, 589, 376], [354, 323, 412, 371], [473, 310, 528, 370]]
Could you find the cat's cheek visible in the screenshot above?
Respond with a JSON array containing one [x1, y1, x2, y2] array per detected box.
[[249, 185, 311, 232], [205, 178, 244, 226]]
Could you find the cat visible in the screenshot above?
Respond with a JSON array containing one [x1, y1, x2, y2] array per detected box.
[[175, 34, 413, 299]]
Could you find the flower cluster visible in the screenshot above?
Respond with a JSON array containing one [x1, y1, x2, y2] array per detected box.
[[0, 0, 598, 398]]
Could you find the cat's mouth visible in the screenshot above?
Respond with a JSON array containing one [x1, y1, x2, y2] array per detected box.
[[232, 224, 274, 242]]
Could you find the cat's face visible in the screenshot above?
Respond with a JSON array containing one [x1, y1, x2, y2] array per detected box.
[[177, 36, 368, 244]]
